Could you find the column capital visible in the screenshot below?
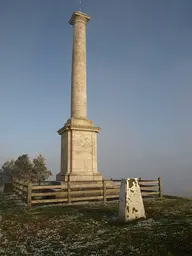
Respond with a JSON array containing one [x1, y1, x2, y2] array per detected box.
[[69, 11, 91, 25]]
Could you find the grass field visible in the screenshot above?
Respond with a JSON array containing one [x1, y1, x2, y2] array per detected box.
[[0, 193, 192, 256]]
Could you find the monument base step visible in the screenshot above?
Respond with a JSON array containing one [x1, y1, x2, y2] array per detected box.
[[56, 173, 103, 182]]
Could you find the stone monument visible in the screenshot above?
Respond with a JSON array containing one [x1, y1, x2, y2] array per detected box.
[[56, 11, 103, 182], [119, 178, 146, 222]]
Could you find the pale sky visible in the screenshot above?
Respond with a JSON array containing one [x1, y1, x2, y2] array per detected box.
[[0, 0, 192, 197]]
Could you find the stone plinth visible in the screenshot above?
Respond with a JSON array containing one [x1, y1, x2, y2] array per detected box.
[[56, 118, 102, 182], [119, 178, 146, 222]]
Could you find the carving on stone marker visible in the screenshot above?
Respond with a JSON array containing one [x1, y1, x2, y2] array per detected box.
[[79, 134, 91, 148]]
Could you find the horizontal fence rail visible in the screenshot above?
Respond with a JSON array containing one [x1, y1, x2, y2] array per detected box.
[[13, 177, 163, 208]]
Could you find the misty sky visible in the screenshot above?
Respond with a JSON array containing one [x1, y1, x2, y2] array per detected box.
[[0, 0, 192, 197]]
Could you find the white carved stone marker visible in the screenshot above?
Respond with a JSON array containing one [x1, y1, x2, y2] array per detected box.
[[119, 178, 146, 222]]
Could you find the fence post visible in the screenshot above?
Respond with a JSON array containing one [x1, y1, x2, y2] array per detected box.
[[13, 179, 15, 193], [27, 182, 32, 209], [158, 177, 163, 199], [103, 180, 106, 203], [18, 180, 20, 197], [15, 179, 18, 196], [18, 180, 21, 197], [67, 181, 71, 204], [20, 180, 24, 199], [19, 180, 21, 197]]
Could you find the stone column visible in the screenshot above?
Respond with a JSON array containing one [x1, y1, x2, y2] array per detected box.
[[56, 11, 103, 182], [69, 11, 90, 119]]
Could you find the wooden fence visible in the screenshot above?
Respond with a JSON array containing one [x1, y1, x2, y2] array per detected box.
[[13, 177, 162, 208]]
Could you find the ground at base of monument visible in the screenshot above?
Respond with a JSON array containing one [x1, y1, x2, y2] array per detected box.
[[0, 193, 192, 256]]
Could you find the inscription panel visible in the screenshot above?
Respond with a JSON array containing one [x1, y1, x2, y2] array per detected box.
[[72, 130, 93, 173]]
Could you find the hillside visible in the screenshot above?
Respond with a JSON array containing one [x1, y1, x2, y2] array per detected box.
[[0, 193, 192, 256]]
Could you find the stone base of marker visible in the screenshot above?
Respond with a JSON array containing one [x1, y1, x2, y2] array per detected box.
[[56, 118, 103, 182], [119, 178, 146, 222]]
